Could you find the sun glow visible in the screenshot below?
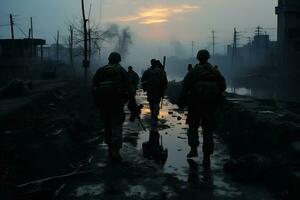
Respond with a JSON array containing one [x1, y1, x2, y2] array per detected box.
[[117, 4, 200, 25]]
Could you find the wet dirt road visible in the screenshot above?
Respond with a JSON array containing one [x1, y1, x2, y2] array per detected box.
[[61, 91, 276, 200]]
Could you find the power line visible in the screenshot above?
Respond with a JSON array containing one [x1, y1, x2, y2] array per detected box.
[[15, 24, 27, 37], [232, 27, 241, 65], [212, 30, 216, 56]]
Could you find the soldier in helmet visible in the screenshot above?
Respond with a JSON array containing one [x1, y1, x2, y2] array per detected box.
[[93, 52, 139, 162], [178, 49, 226, 168], [127, 66, 140, 96], [141, 59, 168, 130]]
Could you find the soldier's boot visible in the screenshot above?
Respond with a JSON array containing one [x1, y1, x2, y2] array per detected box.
[[203, 153, 211, 169], [187, 147, 198, 158]]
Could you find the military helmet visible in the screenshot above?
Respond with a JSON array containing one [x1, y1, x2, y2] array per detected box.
[[197, 49, 210, 60], [108, 52, 121, 62]]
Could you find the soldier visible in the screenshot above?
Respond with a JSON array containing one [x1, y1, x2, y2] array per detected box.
[[93, 52, 139, 162], [178, 49, 226, 168], [127, 66, 140, 95], [141, 59, 168, 129]]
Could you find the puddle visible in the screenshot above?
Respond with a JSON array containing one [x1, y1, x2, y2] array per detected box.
[[125, 185, 159, 198], [122, 91, 275, 200], [73, 184, 104, 197], [64, 91, 275, 200]]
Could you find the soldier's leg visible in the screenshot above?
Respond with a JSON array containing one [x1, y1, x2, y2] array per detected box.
[[101, 111, 113, 150], [109, 106, 125, 162], [187, 110, 201, 157], [201, 111, 216, 155], [201, 111, 216, 168], [148, 98, 158, 129], [152, 103, 160, 121]]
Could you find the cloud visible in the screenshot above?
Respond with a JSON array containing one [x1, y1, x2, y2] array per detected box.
[[117, 4, 200, 25]]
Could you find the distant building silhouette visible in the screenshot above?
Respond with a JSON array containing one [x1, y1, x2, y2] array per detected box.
[[0, 38, 46, 84], [276, 0, 300, 70]]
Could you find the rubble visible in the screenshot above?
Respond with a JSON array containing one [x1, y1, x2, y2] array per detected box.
[[0, 79, 32, 99]]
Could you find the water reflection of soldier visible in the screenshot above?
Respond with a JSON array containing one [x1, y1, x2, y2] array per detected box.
[[141, 59, 168, 130], [93, 52, 139, 162], [127, 66, 140, 95], [187, 159, 213, 199], [142, 131, 168, 165], [178, 49, 226, 168]]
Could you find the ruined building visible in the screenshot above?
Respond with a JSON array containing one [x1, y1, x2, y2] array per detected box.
[[0, 38, 46, 84], [276, 0, 300, 71]]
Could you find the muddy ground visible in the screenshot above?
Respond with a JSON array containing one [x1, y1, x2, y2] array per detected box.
[[0, 80, 280, 200]]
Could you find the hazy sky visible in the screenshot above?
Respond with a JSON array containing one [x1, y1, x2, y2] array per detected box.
[[1, 0, 278, 63]]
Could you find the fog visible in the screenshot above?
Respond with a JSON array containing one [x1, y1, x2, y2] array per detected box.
[[5, 0, 298, 100]]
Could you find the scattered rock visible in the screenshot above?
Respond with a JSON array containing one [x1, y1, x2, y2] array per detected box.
[[50, 129, 64, 136]]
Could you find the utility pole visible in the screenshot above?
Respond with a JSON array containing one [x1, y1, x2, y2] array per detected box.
[[232, 27, 238, 65], [56, 30, 60, 63], [191, 40, 194, 58], [69, 26, 74, 66], [88, 28, 92, 60], [10, 14, 14, 39], [81, 0, 89, 81], [256, 26, 262, 37], [248, 37, 252, 60], [30, 17, 33, 39], [212, 30, 216, 56]]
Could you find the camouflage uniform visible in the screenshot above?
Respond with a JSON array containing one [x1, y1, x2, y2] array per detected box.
[[141, 61, 168, 124], [179, 61, 226, 156], [93, 53, 136, 155]]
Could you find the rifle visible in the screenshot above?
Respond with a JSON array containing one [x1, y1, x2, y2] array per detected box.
[[129, 104, 147, 132], [160, 56, 166, 109], [137, 115, 147, 132]]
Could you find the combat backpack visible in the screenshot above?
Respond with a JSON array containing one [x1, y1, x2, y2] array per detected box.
[[192, 64, 222, 101], [94, 64, 126, 101], [142, 67, 166, 92]]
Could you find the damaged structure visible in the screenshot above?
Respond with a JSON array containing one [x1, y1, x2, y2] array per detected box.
[[0, 38, 46, 84], [276, 0, 300, 71]]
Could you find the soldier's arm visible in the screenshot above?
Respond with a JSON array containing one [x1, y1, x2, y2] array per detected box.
[[178, 72, 192, 108], [141, 70, 150, 91], [141, 70, 148, 83], [216, 70, 227, 92], [120, 67, 136, 102], [93, 68, 102, 87], [134, 72, 140, 85]]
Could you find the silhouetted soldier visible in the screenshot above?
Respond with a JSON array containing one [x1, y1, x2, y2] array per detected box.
[[188, 64, 193, 72], [93, 52, 139, 162], [127, 66, 140, 95], [178, 49, 226, 168], [141, 59, 168, 130]]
